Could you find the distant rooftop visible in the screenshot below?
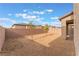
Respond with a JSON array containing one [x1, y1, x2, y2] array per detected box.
[[12, 23, 43, 27], [12, 23, 31, 26]]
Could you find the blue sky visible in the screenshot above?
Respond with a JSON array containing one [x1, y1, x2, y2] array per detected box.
[[0, 3, 73, 28]]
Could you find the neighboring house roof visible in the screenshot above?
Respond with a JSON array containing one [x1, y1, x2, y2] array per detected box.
[[59, 11, 73, 21], [12, 23, 43, 27], [12, 23, 32, 26]]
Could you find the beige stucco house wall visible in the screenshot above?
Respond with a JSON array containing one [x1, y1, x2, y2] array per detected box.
[[74, 4, 79, 56], [0, 26, 5, 51], [59, 12, 74, 40], [12, 24, 31, 29], [12, 24, 43, 29], [60, 4, 79, 55]]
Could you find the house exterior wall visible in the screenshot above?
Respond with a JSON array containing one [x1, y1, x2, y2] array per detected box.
[[61, 15, 73, 39], [12, 25, 43, 29], [12, 25, 30, 29], [74, 4, 79, 55], [0, 27, 5, 51], [12, 25, 26, 29]]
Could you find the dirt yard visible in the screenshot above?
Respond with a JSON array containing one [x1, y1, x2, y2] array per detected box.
[[0, 28, 75, 56]]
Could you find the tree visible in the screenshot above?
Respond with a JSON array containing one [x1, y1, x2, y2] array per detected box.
[[28, 21, 36, 29], [28, 21, 35, 40]]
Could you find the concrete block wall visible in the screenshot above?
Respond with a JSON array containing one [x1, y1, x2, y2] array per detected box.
[[0, 27, 5, 51]]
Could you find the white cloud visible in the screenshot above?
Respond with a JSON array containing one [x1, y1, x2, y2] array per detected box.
[[22, 14, 28, 19], [0, 18, 16, 23], [15, 13, 38, 20], [26, 15, 37, 19], [23, 9, 27, 12], [51, 16, 59, 19], [40, 12, 44, 14], [15, 13, 22, 17], [33, 11, 45, 15], [46, 9, 54, 13], [16, 13, 27, 17], [32, 9, 54, 15], [15, 13, 28, 19], [8, 13, 12, 16]]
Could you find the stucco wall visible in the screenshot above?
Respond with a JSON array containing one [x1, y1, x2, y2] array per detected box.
[[74, 4, 79, 56], [0, 27, 5, 51], [5, 29, 48, 39], [61, 14, 73, 39], [12, 25, 30, 29]]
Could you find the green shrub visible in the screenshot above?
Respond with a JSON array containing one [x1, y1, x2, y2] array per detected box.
[[43, 25, 49, 30]]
